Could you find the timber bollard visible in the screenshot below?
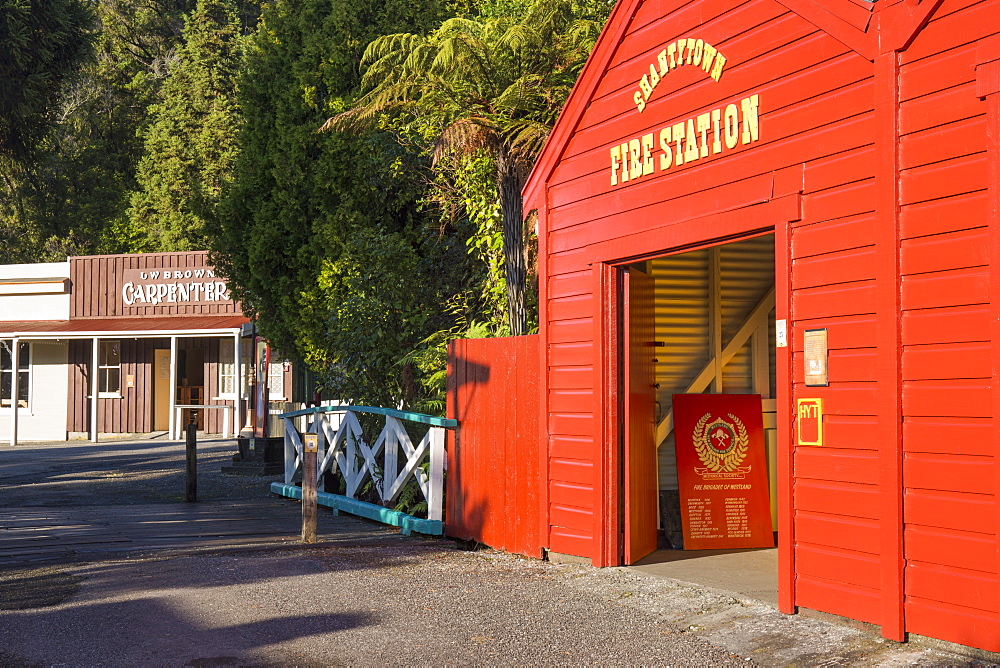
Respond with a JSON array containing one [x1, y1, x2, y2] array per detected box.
[[185, 422, 197, 502], [301, 433, 318, 543]]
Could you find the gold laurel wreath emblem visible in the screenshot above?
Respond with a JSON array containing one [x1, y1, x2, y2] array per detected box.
[[692, 412, 750, 473]]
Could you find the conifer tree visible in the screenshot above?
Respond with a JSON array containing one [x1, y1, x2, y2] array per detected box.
[[211, 0, 473, 408], [128, 0, 243, 250], [0, 0, 93, 162]]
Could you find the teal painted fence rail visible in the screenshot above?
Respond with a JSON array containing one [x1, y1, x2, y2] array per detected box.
[[278, 404, 457, 428], [270, 483, 443, 536]]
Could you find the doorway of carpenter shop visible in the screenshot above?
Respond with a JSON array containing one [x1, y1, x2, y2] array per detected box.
[[621, 234, 779, 605]]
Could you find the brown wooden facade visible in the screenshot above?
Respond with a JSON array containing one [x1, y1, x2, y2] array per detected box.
[[67, 337, 237, 436], [62, 251, 247, 437], [69, 251, 240, 318]]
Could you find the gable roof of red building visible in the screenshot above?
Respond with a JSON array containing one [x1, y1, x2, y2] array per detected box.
[[521, 0, 943, 213]]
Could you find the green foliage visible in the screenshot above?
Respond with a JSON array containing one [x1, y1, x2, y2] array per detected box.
[[332, 0, 604, 335], [211, 0, 476, 410], [128, 0, 244, 251], [0, 0, 226, 260], [0, 0, 93, 162], [317, 0, 609, 409], [400, 319, 495, 416], [302, 226, 463, 408], [0, 0, 93, 260], [393, 464, 428, 517], [49, 0, 199, 251], [451, 0, 613, 21], [431, 150, 507, 330], [0, 0, 612, 418], [347, 0, 602, 160], [334, 433, 429, 517]]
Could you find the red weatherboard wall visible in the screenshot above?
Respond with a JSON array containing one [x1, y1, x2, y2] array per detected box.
[[446, 336, 541, 557], [519, 0, 1000, 652], [899, 17, 1000, 647]]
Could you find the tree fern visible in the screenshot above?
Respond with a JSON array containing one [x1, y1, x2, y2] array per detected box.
[[325, 0, 605, 336]]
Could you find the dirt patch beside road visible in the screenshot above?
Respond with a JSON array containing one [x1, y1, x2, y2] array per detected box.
[[0, 566, 82, 610]]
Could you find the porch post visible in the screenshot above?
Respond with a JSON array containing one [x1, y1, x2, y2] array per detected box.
[[708, 247, 723, 393], [233, 330, 241, 439], [10, 337, 19, 447], [90, 336, 99, 442], [168, 336, 178, 439]]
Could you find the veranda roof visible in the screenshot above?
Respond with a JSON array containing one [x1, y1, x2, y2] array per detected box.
[[0, 315, 248, 339]]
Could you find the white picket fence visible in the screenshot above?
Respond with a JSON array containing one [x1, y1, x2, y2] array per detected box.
[[280, 405, 455, 523]]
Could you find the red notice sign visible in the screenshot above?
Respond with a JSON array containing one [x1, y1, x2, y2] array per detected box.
[[673, 394, 774, 550]]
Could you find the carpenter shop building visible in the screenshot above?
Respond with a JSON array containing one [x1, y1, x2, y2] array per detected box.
[[0, 251, 289, 444]]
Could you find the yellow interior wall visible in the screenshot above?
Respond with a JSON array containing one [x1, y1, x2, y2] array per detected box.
[[649, 235, 776, 518]]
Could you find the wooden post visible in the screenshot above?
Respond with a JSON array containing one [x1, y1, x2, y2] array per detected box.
[[233, 330, 241, 438], [708, 247, 723, 393], [185, 422, 197, 502], [283, 417, 297, 485], [302, 432, 318, 543], [168, 336, 178, 440], [9, 338, 19, 447], [428, 427, 445, 522], [91, 337, 99, 442]]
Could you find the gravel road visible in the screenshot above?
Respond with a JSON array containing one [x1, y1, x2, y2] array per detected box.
[[0, 438, 993, 666]]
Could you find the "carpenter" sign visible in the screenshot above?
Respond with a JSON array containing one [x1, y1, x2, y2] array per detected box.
[[120, 268, 232, 306]]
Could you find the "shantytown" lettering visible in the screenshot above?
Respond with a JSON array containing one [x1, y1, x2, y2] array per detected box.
[[610, 94, 759, 186], [634, 38, 728, 112]]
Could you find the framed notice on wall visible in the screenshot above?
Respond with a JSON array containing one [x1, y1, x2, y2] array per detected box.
[[803, 328, 829, 387], [673, 393, 774, 550]]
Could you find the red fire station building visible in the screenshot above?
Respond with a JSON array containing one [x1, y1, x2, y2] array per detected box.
[[452, 0, 1000, 654]]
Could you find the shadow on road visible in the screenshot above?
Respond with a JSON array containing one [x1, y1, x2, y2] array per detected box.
[[0, 571, 380, 665], [0, 438, 433, 569]]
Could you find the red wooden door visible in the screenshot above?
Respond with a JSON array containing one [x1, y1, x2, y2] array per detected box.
[[446, 335, 541, 558], [624, 267, 658, 564]]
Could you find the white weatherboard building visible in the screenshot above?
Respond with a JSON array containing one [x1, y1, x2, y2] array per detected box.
[[0, 261, 72, 442]]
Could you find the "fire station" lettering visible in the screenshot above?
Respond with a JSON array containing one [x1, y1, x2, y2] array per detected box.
[[610, 94, 760, 186]]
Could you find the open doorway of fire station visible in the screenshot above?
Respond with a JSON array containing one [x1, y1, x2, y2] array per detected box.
[[622, 233, 779, 605]]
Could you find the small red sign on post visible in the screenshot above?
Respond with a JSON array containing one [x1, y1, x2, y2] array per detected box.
[[673, 394, 774, 550]]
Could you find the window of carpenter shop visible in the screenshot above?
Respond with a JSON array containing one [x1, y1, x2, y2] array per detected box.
[[98, 340, 121, 397], [0, 340, 29, 409], [218, 342, 237, 398]]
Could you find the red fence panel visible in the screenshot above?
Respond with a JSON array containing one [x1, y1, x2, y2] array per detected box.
[[446, 335, 541, 557]]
